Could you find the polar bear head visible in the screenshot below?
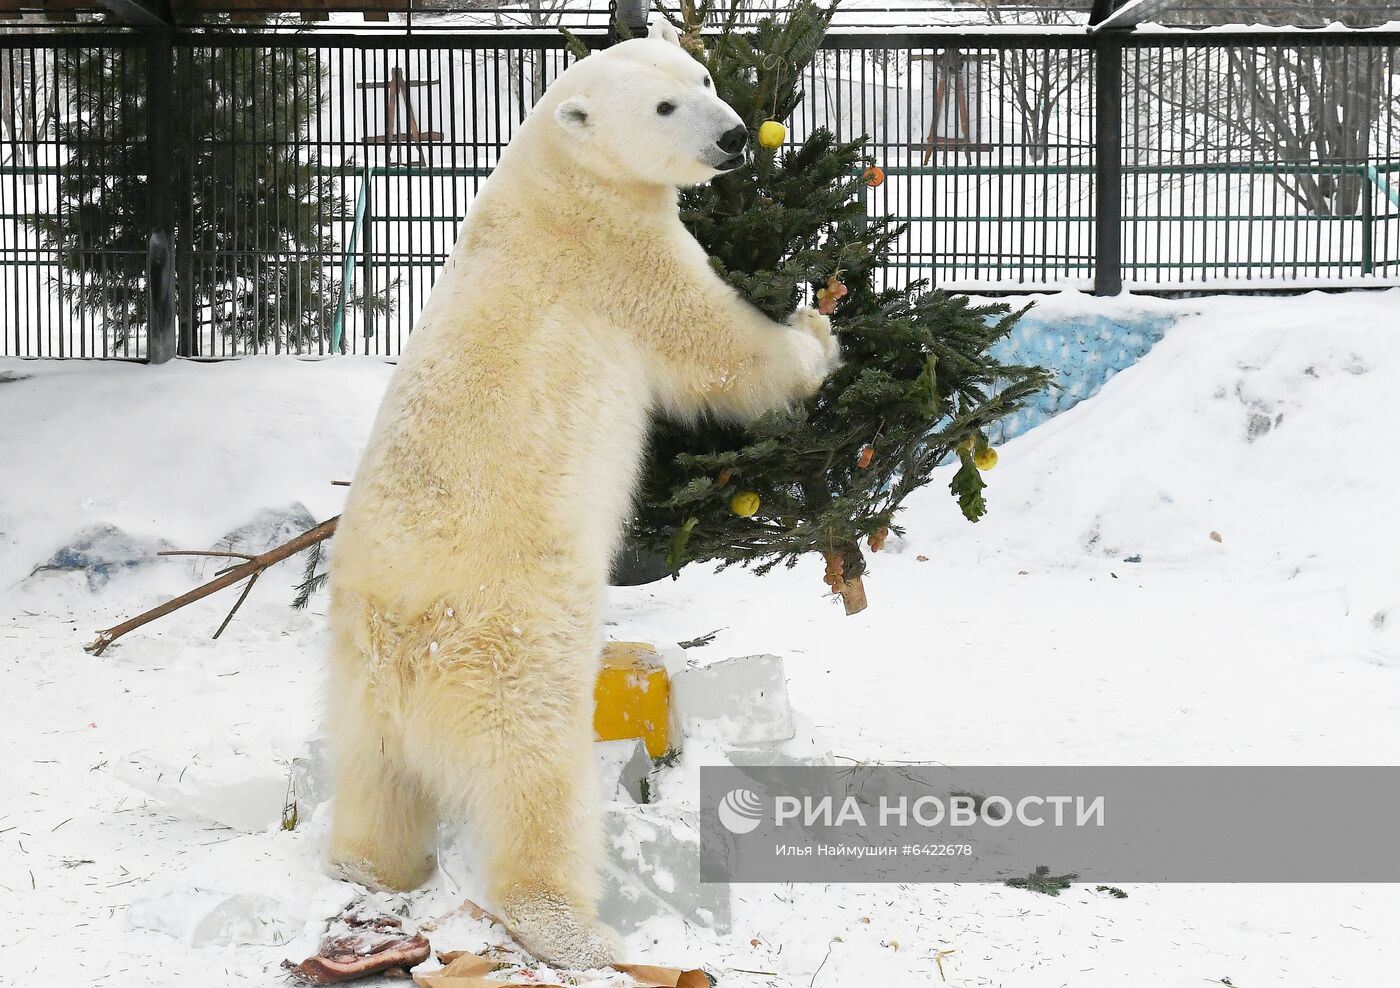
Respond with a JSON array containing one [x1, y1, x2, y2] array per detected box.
[[547, 20, 748, 188]]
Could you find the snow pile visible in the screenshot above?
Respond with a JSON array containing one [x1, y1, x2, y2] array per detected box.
[[0, 356, 391, 589], [927, 290, 1400, 637], [127, 889, 297, 949], [988, 292, 1177, 442]]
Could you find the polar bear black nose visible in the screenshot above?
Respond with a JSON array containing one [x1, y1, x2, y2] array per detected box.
[[717, 125, 748, 155]]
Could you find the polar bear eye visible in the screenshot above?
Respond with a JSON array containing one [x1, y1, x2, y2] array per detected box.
[[656, 101, 676, 116], [703, 76, 711, 88]]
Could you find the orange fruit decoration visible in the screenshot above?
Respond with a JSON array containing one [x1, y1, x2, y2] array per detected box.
[[816, 275, 849, 315]]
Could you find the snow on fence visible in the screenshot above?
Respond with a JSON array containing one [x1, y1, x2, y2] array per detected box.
[[1, 29, 1397, 358]]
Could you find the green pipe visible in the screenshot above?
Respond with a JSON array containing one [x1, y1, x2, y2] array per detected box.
[[1369, 165, 1400, 209], [873, 162, 1379, 178], [330, 164, 371, 354]]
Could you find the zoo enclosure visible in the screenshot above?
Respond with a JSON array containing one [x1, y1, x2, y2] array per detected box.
[[2, 21, 1399, 357]]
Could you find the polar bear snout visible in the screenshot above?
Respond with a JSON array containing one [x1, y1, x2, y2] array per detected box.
[[694, 102, 748, 174], [717, 124, 747, 155], [712, 124, 748, 171]]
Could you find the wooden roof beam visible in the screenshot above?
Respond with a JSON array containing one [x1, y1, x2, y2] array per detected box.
[[95, 0, 173, 27]]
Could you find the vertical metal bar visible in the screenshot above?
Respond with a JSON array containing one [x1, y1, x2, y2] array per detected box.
[[907, 44, 918, 291], [338, 45, 349, 351], [270, 44, 282, 354], [425, 45, 440, 349], [1093, 31, 1124, 296], [175, 43, 195, 356], [11, 47, 24, 354], [85, 48, 97, 356], [28, 45, 41, 354], [1388, 42, 1397, 275], [361, 46, 376, 349], [253, 45, 264, 354], [1199, 42, 1207, 284], [1125, 43, 1137, 285], [228, 44, 239, 356], [229, 46, 241, 355], [315, 45, 326, 355], [15, 45, 30, 354], [145, 30, 177, 363], [1060, 44, 1072, 286], [1178, 42, 1189, 284], [7, 47, 19, 353], [290, 45, 301, 354], [1153, 44, 1165, 286], [3, 47, 11, 355]]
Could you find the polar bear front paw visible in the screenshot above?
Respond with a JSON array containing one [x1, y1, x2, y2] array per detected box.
[[790, 306, 841, 366], [788, 306, 842, 386], [502, 893, 619, 971]]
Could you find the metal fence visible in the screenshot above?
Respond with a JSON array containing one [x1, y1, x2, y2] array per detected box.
[[1, 27, 1398, 358]]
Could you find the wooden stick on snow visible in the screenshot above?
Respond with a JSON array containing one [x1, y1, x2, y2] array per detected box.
[[84, 516, 340, 657]]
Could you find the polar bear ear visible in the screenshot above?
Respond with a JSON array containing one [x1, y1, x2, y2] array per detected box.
[[554, 97, 593, 140], [647, 17, 682, 46]]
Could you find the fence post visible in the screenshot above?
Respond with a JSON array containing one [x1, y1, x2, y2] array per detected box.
[[144, 29, 178, 363], [176, 42, 196, 357], [614, 0, 648, 34], [1093, 32, 1124, 296], [1361, 166, 1375, 276]]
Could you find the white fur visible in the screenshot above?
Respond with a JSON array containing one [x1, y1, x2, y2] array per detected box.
[[324, 33, 840, 969]]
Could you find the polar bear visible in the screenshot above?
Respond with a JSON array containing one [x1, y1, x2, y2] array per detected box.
[[324, 20, 840, 969]]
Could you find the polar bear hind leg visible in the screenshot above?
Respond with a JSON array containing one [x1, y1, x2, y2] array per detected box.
[[326, 651, 441, 892], [393, 609, 618, 970], [474, 729, 617, 970]]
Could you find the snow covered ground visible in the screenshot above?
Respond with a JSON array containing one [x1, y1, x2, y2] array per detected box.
[[2, 290, 1398, 987]]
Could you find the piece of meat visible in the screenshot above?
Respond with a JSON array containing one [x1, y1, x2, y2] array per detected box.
[[284, 911, 432, 984]]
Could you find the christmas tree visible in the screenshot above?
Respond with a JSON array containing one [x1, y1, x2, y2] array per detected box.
[[31, 46, 381, 355], [621, 0, 1052, 614]]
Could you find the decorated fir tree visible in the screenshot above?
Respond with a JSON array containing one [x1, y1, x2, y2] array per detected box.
[[620, 0, 1052, 614]]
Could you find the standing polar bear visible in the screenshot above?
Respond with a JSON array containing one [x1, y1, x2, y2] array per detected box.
[[325, 21, 840, 968]]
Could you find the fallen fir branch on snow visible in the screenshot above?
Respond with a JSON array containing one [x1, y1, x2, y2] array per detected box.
[[1004, 865, 1078, 897], [83, 516, 339, 656]]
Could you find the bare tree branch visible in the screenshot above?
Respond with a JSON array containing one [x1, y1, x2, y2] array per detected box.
[[85, 517, 340, 656]]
